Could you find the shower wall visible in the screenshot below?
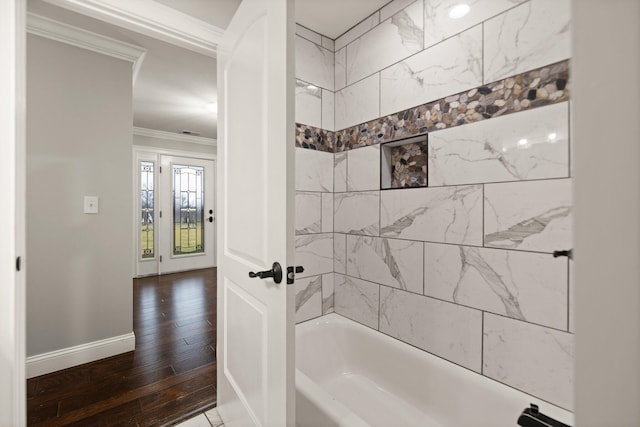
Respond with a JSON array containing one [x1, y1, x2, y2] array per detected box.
[[293, 24, 337, 321], [294, 0, 573, 411]]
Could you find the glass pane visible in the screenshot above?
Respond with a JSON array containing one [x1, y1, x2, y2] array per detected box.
[[140, 161, 154, 259], [173, 164, 205, 255]]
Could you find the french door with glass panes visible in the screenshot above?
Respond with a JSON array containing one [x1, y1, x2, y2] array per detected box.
[[157, 155, 215, 274]]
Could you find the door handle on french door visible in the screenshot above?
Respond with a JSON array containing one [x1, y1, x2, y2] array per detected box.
[[208, 216, 213, 222], [248, 262, 283, 284]]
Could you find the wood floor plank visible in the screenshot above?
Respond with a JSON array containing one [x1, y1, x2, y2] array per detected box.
[[27, 268, 217, 426]]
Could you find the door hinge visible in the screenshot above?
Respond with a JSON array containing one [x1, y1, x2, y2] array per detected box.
[[159, 166, 162, 173], [286, 266, 304, 285], [159, 210, 162, 218], [160, 255, 163, 262], [16, 256, 21, 272]]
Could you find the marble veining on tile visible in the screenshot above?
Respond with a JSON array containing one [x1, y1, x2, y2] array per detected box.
[[346, 0, 423, 85], [295, 148, 334, 191], [296, 24, 322, 45], [380, 185, 483, 245], [335, 74, 381, 131], [322, 36, 335, 52], [380, 25, 482, 118], [335, 12, 380, 51], [334, 152, 347, 192], [205, 408, 224, 427], [334, 233, 347, 274], [483, 313, 574, 410], [424, 0, 527, 48], [334, 47, 347, 91], [379, 287, 482, 371], [295, 79, 322, 128], [484, 179, 572, 252], [295, 192, 321, 234], [334, 274, 380, 329], [334, 191, 380, 236], [333, 61, 569, 152], [322, 273, 335, 314], [347, 235, 423, 294], [321, 192, 333, 232], [381, 0, 418, 21], [295, 35, 334, 91], [425, 243, 568, 329], [321, 89, 335, 131], [428, 102, 569, 186], [484, 0, 571, 83], [295, 233, 333, 278], [347, 145, 380, 192], [295, 275, 322, 323]]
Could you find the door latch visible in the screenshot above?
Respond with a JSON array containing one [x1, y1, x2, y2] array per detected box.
[[286, 266, 304, 285], [249, 262, 283, 284]]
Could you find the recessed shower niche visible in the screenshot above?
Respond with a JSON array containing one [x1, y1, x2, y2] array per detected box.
[[380, 135, 428, 189]]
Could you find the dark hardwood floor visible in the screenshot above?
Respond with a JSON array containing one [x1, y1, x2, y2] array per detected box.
[[27, 268, 218, 426]]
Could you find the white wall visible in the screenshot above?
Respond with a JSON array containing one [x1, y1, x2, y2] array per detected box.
[[26, 34, 133, 357], [573, 0, 640, 425]]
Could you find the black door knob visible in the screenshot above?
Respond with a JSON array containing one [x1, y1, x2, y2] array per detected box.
[[248, 262, 283, 284], [208, 216, 213, 222]]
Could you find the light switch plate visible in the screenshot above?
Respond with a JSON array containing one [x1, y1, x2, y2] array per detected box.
[[84, 196, 99, 214]]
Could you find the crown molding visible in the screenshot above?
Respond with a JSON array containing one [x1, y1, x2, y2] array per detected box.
[[133, 127, 217, 146], [41, 0, 223, 57], [27, 13, 147, 84]]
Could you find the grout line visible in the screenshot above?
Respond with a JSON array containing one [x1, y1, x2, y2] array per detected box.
[[567, 258, 571, 332], [567, 97, 572, 178], [481, 22, 485, 84], [422, 242, 426, 296], [481, 311, 485, 375], [482, 184, 485, 247], [329, 176, 572, 192]]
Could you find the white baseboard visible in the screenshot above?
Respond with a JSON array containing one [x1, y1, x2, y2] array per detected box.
[[26, 332, 136, 379]]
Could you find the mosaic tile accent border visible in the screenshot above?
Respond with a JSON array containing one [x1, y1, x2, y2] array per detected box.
[[295, 123, 335, 152], [294, 60, 570, 154]]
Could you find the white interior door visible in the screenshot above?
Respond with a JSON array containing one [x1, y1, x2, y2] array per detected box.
[[0, 0, 25, 424], [216, 0, 295, 425], [159, 155, 216, 274]]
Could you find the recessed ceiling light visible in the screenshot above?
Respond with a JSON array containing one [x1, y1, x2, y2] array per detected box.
[[518, 138, 528, 146], [449, 4, 470, 19], [548, 132, 557, 141], [206, 102, 217, 113]]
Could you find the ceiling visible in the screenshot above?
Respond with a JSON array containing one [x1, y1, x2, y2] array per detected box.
[[27, 0, 391, 140]]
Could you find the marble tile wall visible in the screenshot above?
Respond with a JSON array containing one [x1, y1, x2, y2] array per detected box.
[[294, 148, 335, 320], [346, 0, 424, 86], [293, 0, 573, 412], [295, 26, 335, 131]]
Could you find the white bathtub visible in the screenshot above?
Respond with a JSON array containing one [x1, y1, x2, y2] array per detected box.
[[295, 313, 573, 427]]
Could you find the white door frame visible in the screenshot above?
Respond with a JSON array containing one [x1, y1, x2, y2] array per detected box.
[[133, 146, 217, 277], [0, 0, 26, 425]]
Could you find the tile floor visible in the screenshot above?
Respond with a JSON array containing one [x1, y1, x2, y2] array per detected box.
[[175, 407, 224, 427]]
